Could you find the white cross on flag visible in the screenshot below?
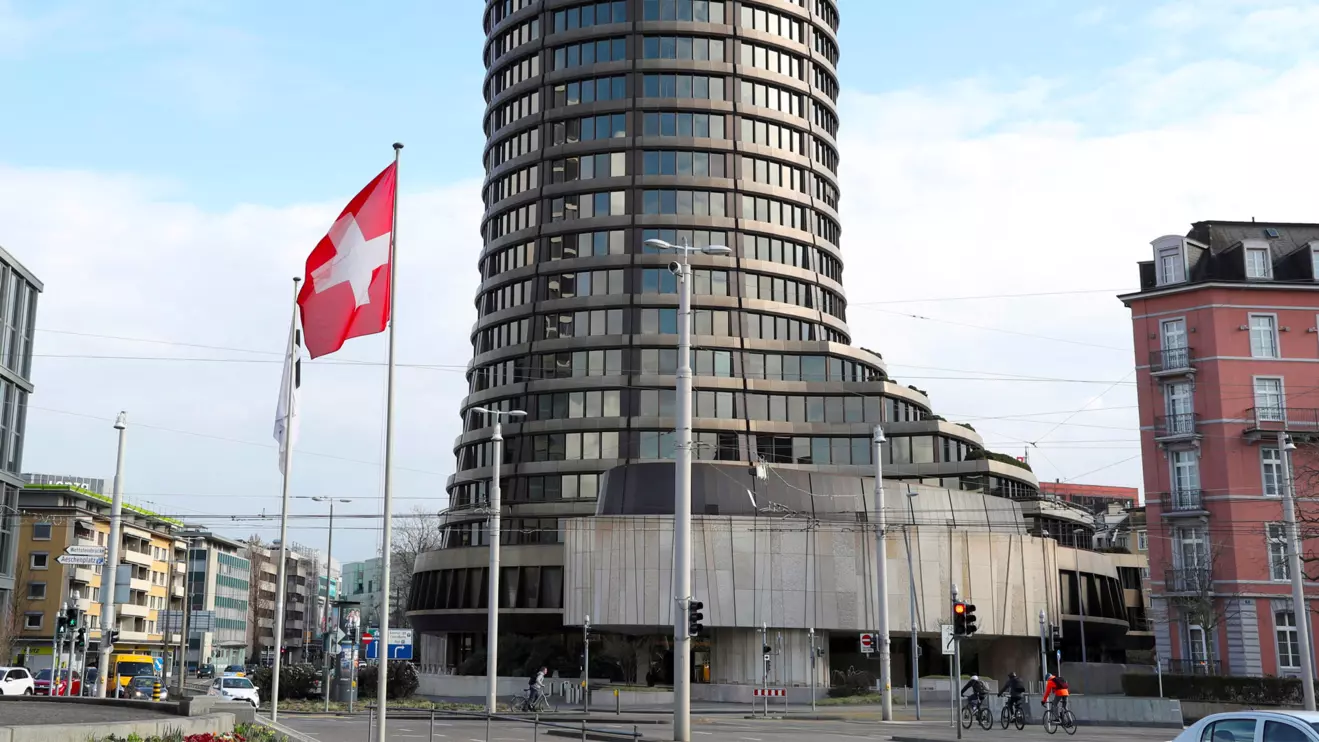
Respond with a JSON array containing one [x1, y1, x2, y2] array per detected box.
[[298, 163, 397, 358]]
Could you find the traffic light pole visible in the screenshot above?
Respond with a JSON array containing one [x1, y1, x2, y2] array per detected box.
[[872, 425, 893, 721]]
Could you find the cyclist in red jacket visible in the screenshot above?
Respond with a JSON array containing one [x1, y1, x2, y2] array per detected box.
[[1041, 673, 1070, 716]]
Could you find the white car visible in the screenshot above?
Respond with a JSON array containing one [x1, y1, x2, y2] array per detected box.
[[208, 676, 260, 709], [1173, 711, 1319, 742], [0, 667, 33, 695]]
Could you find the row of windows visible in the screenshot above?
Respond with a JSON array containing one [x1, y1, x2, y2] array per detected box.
[[553, 37, 628, 71], [407, 566, 564, 610], [485, 201, 538, 242], [643, 149, 725, 178], [641, 188, 728, 217], [742, 194, 808, 231], [812, 99, 838, 137], [741, 40, 804, 80], [641, 0, 727, 23], [487, 89, 540, 134], [547, 268, 624, 299], [741, 115, 805, 155], [814, 0, 840, 32], [488, 16, 540, 67], [816, 210, 840, 245], [741, 79, 803, 118], [451, 473, 599, 508], [216, 574, 249, 592], [487, 53, 540, 101], [642, 35, 725, 61], [741, 3, 805, 44], [550, 151, 626, 184], [552, 113, 627, 144], [479, 229, 841, 287], [548, 190, 627, 222], [477, 316, 532, 354], [552, 1, 627, 33], [812, 65, 839, 102], [485, 163, 538, 205], [542, 308, 626, 339], [813, 27, 838, 66], [486, 127, 538, 170], [551, 74, 627, 108], [461, 431, 890, 468], [643, 73, 726, 101], [482, 277, 535, 313], [815, 176, 838, 208], [485, 0, 535, 31], [743, 154, 807, 192], [641, 111, 726, 139]]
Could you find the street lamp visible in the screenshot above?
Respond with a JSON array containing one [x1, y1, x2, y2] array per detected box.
[[641, 237, 731, 742], [97, 411, 128, 699], [298, 495, 352, 711], [471, 406, 527, 714]]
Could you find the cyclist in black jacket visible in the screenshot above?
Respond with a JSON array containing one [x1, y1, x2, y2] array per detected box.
[[961, 675, 989, 712], [998, 672, 1026, 718]]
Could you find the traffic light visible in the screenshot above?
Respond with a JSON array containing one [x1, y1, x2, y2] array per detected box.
[[687, 600, 705, 637], [75, 627, 87, 650], [65, 606, 79, 629], [56, 612, 68, 634], [1050, 625, 1061, 649], [953, 601, 967, 635], [963, 603, 978, 636], [108, 629, 121, 647]]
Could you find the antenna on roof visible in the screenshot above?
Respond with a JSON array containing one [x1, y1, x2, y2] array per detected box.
[[1251, 216, 1256, 223]]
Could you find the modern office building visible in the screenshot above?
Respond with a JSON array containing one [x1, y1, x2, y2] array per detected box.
[[13, 484, 185, 670], [342, 557, 384, 626], [1039, 482, 1139, 513], [182, 529, 251, 670], [1121, 219, 1319, 676], [409, 0, 1063, 679], [0, 247, 40, 613]]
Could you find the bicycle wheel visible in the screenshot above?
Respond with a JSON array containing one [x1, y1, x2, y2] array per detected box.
[[1000, 706, 1011, 730], [961, 706, 973, 729], [1062, 710, 1077, 735], [1044, 709, 1059, 735], [1014, 708, 1026, 731], [978, 707, 994, 730]]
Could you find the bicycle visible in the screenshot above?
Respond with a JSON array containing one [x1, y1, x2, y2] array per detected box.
[[507, 690, 555, 713], [961, 697, 993, 730], [1043, 700, 1076, 735], [1000, 698, 1027, 730]]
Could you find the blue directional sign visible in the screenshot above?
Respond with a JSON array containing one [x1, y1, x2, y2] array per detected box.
[[364, 628, 413, 660]]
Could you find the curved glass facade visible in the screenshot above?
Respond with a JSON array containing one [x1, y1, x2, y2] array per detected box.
[[409, 0, 1039, 649]]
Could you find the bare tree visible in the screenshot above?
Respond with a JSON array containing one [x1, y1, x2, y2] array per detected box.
[[0, 563, 31, 664], [1155, 537, 1244, 672], [244, 536, 274, 664], [1288, 440, 1319, 579], [385, 506, 443, 627]]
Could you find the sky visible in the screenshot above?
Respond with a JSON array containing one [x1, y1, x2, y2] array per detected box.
[[4, 0, 1319, 562]]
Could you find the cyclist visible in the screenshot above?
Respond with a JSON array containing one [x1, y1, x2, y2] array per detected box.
[[1041, 672, 1070, 717], [526, 666, 548, 708], [999, 671, 1026, 718], [961, 674, 989, 713]]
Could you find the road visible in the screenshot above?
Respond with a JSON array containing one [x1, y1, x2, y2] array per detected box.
[[276, 712, 1181, 742]]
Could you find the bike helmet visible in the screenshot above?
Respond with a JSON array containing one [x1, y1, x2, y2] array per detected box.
[[1008, 672, 1018, 679], [971, 675, 979, 681]]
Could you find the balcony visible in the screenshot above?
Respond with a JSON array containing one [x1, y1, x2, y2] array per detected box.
[[1167, 659, 1222, 675], [1150, 347, 1195, 376], [120, 603, 150, 618], [121, 549, 153, 567], [72, 567, 96, 584], [117, 630, 150, 643], [1164, 567, 1212, 595], [172, 583, 184, 598], [1162, 489, 1208, 517], [1154, 413, 1200, 442], [1245, 407, 1319, 441]]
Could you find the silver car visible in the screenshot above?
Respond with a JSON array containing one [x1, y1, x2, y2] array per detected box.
[[1172, 711, 1319, 742]]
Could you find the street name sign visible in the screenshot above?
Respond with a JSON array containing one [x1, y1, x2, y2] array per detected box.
[[56, 554, 105, 566], [64, 545, 107, 557]]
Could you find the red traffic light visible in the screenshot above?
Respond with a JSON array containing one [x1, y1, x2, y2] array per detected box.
[[954, 602, 966, 615]]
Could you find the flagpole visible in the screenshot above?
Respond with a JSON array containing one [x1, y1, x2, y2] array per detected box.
[[272, 275, 301, 722], [376, 142, 403, 742]]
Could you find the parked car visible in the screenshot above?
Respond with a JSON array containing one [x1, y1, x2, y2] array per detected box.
[[0, 667, 33, 695], [1171, 711, 1319, 742], [208, 676, 259, 709], [197, 664, 215, 679], [33, 669, 80, 696], [222, 665, 245, 678], [120, 675, 167, 701]]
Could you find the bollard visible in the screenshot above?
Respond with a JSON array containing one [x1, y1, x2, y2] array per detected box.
[[152, 681, 161, 701], [429, 708, 435, 741], [366, 706, 374, 742], [486, 711, 491, 741], [533, 716, 539, 742], [581, 720, 587, 741], [615, 687, 620, 715]]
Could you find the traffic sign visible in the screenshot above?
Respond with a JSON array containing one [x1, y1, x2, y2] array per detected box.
[[364, 638, 413, 660], [941, 624, 955, 655], [64, 545, 107, 557], [859, 632, 875, 654], [56, 554, 105, 566], [388, 628, 413, 646], [362, 630, 375, 645]]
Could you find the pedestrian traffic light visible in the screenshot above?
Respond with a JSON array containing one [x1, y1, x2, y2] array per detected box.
[[56, 612, 68, 634], [687, 600, 705, 637], [75, 627, 87, 650], [65, 606, 78, 629], [953, 601, 967, 635], [964, 603, 978, 636]]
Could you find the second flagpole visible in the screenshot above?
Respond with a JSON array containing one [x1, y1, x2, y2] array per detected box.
[[272, 275, 301, 721], [376, 142, 403, 742]]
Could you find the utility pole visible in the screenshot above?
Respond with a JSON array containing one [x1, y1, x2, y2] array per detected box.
[[1038, 610, 1048, 684], [952, 584, 961, 741], [583, 615, 591, 713], [1280, 432, 1316, 710], [761, 622, 769, 717], [808, 627, 816, 712], [96, 412, 128, 698], [872, 425, 893, 720]]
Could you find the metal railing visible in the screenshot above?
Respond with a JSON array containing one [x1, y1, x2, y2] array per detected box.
[[1166, 659, 1222, 675], [1247, 407, 1319, 433], [1163, 489, 1205, 512], [365, 706, 642, 742], [1164, 567, 1212, 594], [1150, 347, 1194, 373], [1154, 413, 1199, 438]]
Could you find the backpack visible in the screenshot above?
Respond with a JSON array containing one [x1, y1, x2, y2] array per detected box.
[[528, 673, 538, 686], [1053, 676, 1068, 691]]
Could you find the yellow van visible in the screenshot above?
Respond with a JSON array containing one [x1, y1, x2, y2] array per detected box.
[[109, 654, 159, 692]]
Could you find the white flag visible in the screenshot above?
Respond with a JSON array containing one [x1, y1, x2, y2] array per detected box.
[[274, 318, 301, 474]]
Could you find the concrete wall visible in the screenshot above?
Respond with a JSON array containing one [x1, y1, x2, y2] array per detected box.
[[1059, 661, 1154, 695], [0, 712, 235, 742]]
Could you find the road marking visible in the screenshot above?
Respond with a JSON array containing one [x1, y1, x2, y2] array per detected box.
[[695, 733, 714, 736]]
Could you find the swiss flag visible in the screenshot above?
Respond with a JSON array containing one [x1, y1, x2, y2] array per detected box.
[[298, 163, 397, 358]]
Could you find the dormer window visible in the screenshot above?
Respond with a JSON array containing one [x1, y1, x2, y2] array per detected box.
[[1157, 246, 1184, 285], [1246, 246, 1272, 279]]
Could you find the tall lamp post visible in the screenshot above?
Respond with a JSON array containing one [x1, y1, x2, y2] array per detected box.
[[298, 495, 352, 712], [642, 237, 731, 742], [96, 412, 128, 698], [472, 406, 527, 714], [1279, 434, 1316, 710]]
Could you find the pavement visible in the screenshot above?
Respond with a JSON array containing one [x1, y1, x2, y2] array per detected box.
[[274, 709, 1183, 742], [0, 698, 177, 725]]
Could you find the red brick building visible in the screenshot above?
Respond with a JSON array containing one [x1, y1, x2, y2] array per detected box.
[[1040, 482, 1139, 513], [1121, 220, 1319, 676]]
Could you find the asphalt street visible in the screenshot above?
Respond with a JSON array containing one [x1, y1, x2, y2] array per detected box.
[[276, 712, 1182, 742], [0, 698, 177, 725]]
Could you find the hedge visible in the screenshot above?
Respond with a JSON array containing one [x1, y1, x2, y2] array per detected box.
[[1122, 673, 1305, 705]]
